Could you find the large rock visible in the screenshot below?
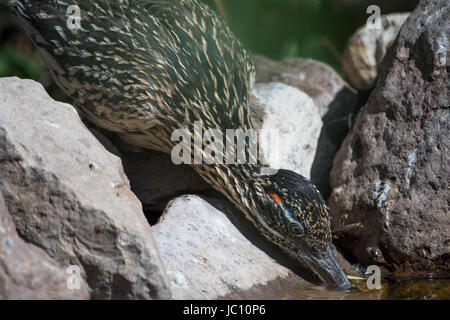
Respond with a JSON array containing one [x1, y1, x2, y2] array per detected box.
[[0, 193, 90, 299], [153, 195, 360, 299], [0, 77, 172, 299], [249, 82, 322, 179], [252, 55, 358, 198], [330, 0, 449, 277], [342, 13, 409, 90], [252, 55, 357, 118]]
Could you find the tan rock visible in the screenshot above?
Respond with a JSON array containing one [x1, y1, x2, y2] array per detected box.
[[153, 195, 310, 299], [342, 13, 409, 89], [250, 82, 322, 179], [0, 77, 172, 299], [0, 193, 90, 299], [252, 55, 357, 117]]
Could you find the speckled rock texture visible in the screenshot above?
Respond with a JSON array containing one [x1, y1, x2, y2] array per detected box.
[[249, 82, 322, 179], [0, 193, 90, 299], [153, 195, 357, 299], [0, 77, 172, 299], [330, 0, 449, 277], [153, 195, 304, 299], [342, 13, 410, 90]]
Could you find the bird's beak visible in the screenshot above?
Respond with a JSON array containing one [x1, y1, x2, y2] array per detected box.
[[302, 246, 352, 290]]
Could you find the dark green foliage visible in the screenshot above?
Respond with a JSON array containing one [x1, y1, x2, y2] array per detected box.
[[0, 1, 418, 81]]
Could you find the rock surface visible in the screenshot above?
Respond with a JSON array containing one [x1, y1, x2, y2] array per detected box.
[[252, 55, 357, 118], [153, 195, 359, 299], [0, 193, 90, 299], [252, 55, 359, 198], [0, 77, 172, 299], [249, 82, 322, 179], [342, 13, 409, 90], [330, 0, 449, 277]]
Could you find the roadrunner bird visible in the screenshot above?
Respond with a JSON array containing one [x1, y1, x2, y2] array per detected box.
[[7, 0, 352, 290]]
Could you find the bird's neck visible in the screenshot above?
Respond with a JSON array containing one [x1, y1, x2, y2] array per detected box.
[[146, 113, 285, 244], [193, 162, 260, 210], [191, 162, 284, 242]]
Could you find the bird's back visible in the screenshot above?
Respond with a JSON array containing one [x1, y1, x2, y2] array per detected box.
[[9, 0, 255, 140]]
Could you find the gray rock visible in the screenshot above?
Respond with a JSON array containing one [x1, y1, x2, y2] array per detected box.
[[252, 55, 357, 118], [0, 193, 90, 299], [0, 77, 172, 299], [330, 0, 449, 277], [153, 195, 359, 299], [342, 13, 410, 89], [249, 82, 322, 179], [252, 55, 359, 198]]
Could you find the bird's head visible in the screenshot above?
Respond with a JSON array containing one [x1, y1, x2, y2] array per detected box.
[[245, 168, 352, 290]]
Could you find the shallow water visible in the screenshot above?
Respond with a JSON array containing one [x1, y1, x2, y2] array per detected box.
[[286, 278, 450, 300], [374, 279, 450, 300], [220, 273, 450, 300]]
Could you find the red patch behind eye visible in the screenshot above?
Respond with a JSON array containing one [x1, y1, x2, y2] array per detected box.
[[267, 190, 283, 204]]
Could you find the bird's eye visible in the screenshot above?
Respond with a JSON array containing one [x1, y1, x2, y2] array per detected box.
[[282, 204, 304, 236], [288, 220, 304, 236], [265, 189, 305, 236]]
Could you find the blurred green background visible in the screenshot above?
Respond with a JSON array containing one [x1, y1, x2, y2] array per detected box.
[[0, 0, 418, 95]]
